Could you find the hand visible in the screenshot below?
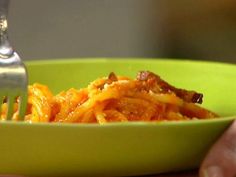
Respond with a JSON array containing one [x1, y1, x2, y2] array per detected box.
[[200, 120, 236, 177]]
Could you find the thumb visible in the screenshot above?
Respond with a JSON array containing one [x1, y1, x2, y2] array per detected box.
[[200, 120, 236, 177]]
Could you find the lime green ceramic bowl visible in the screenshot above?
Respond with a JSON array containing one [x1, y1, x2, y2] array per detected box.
[[0, 58, 236, 177]]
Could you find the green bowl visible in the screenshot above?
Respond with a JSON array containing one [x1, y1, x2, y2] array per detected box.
[[0, 58, 235, 177]]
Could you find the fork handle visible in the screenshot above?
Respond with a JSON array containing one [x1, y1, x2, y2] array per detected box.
[[0, 0, 13, 58], [0, 0, 9, 34]]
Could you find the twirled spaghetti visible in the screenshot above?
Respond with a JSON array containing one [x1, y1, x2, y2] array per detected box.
[[0, 71, 218, 123]]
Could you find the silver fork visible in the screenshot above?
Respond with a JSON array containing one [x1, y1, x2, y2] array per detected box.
[[0, 0, 28, 120]]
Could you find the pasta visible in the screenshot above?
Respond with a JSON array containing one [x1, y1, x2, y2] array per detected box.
[[0, 71, 218, 123]]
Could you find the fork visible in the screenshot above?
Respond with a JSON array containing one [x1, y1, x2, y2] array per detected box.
[[0, 0, 28, 120]]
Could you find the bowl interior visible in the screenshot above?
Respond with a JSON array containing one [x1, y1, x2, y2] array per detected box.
[[27, 58, 236, 117]]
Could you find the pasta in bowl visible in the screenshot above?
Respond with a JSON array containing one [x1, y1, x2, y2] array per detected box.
[[1, 71, 217, 123]]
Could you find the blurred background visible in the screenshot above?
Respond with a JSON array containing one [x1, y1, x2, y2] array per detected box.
[[8, 0, 236, 63]]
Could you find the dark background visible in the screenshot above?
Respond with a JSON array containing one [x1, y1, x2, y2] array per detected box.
[[8, 0, 236, 63]]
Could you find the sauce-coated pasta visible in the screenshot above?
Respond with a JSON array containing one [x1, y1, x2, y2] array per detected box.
[[0, 71, 218, 123]]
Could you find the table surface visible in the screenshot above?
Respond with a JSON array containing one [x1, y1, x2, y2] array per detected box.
[[149, 170, 198, 177]]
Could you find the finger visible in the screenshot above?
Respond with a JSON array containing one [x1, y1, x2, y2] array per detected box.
[[199, 120, 236, 177]]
